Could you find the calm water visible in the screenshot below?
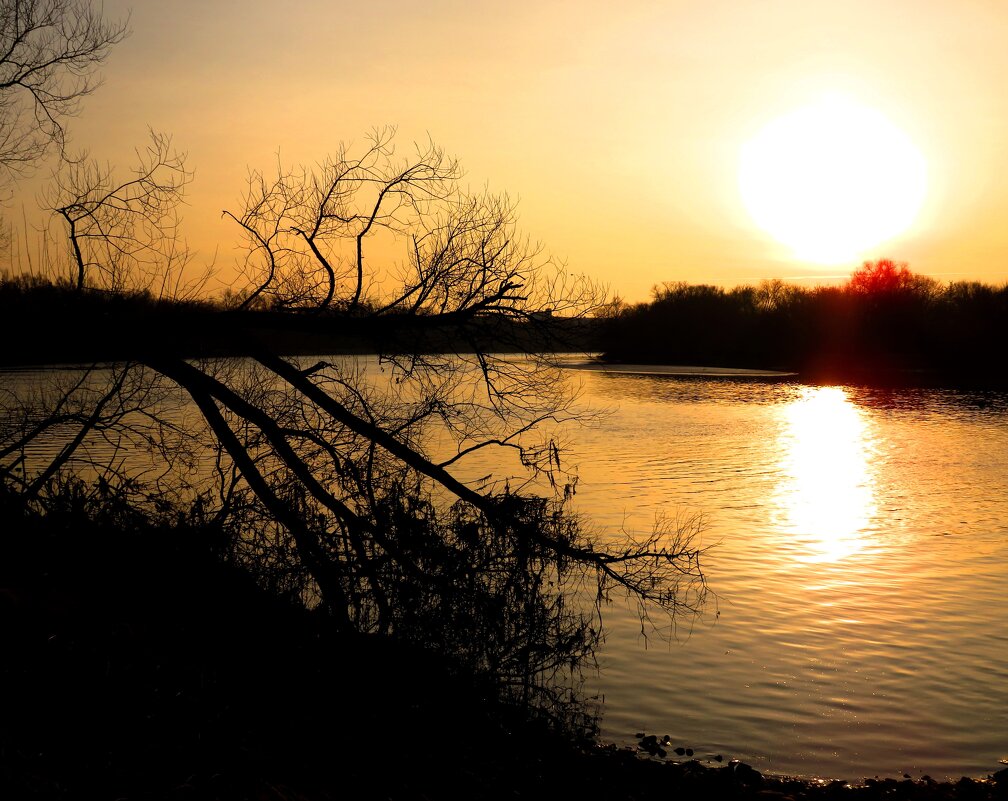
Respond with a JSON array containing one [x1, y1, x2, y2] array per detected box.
[[4, 361, 1007, 781], [561, 369, 1008, 782]]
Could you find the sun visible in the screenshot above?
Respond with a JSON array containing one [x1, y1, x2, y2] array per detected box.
[[739, 95, 927, 265]]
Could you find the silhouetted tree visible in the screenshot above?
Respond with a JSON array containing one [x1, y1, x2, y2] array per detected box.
[[0, 0, 127, 194], [847, 258, 939, 298], [2, 128, 709, 722], [46, 130, 198, 293], [0, 3, 707, 717]]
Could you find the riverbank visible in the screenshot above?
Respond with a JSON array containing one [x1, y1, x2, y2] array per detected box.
[[3, 491, 1006, 800], [574, 356, 1008, 391], [561, 358, 797, 378]]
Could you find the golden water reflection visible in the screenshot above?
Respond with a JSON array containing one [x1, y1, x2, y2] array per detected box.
[[776, 386, 878, 562]]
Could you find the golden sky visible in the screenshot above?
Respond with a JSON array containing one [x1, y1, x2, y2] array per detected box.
[[12, 0, 1008, 301]]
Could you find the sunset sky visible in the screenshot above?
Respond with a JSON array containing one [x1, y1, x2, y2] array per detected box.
[[12, 0, 1008, 302]]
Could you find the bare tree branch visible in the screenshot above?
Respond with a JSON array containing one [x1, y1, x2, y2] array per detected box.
[[0, 0, 127, 194], [46, 129, 202, 295], [4, 128, 708, 725]]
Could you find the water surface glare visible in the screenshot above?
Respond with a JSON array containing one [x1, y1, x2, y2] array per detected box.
[[564, 372, 1008, 781]]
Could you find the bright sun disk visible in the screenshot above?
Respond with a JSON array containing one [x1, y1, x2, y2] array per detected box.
[[739, 96, 927, 264]]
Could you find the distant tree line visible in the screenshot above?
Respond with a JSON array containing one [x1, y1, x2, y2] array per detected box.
[[0, 270, 597, 364], [601, 260, 1008, 385]]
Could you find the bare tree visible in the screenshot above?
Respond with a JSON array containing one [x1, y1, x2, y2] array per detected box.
[[225, 128, 460, 312], [46, 129, 200, 295], [3, 129, 708, 721], [0, 0, 127, 193]]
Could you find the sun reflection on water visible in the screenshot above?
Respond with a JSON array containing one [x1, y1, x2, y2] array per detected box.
[[776, 386, 878, 562]]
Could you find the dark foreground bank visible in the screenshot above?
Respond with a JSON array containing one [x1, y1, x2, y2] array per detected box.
[[2, 492, 1006, 800]]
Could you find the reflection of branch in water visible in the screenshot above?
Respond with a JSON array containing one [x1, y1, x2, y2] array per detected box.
[[2, 352, 709, 726]]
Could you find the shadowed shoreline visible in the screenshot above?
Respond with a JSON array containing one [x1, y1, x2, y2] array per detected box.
[[3, 487, 1007, 800]]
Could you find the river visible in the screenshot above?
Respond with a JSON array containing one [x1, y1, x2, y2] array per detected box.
[[4, 358, 1007, 781], [559, 365, 1008, 781]]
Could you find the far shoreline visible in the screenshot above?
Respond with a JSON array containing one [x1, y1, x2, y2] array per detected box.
[[561, 358, 797, 378]]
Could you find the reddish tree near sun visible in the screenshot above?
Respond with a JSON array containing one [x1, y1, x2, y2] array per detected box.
[[847, 259, 917, 294]]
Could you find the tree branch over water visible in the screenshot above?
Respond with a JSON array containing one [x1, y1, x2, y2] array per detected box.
[[2, 127, 709, 725]]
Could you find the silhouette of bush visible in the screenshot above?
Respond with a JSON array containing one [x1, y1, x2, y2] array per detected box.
[[0, 476, 602, 797]]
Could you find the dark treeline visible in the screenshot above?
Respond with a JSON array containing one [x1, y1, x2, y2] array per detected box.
[[602, 260, 1008, 385], [9, 261, 1008, 385], [0, 272, 597, 365]]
